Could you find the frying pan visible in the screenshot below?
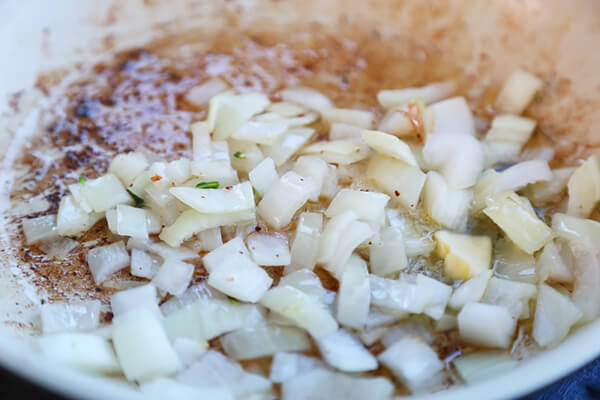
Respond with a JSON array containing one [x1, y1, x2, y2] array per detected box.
[[0, 0, 599, 398]]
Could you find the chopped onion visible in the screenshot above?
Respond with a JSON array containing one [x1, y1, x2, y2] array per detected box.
[[453, 352, 517, 384], [140, 378, 232, 400], [300, 139, 371, 165], [481, 277, 537, 319], [249, 157, 279, 196], [449, 270, 493, 310], [68, 182, 93, 213], [316, 329, 377, 372], [165, 158, 192, 185], [536, 240, 574, 283], [257, 171, 317, 229], [269, 352, 324, 383], [417, 275, 453, 320], [292, 156, 329, 201], [153, 260, 194, 297], [227, 139, 264, 173], [231, 119, 289, 145], [567, 155, 600, 218], [112, 308, 182, 381], [22, 215, 57, 244], [336, 255, 370, 329], [369, 275, 425, 315], [287, 212, 323, 273], [108, 152, 149, 186], [38, 236, 79, 259], [221, 324, 311, 360], [493, 238, 536, 284], [435, 230, 491, 281], [170, 182, 254, 215], [482, 141, 522, 168], [56, 195, 92, 236], [483, 191, 553, 254], [37, 333, 121, 375], [378, 336, 444, 394], [369, 226, 407, 276], [429, 97, 475, 136], [41, 301, 101, 334], [357, 326, 389, 346], [321, 108, 375, 129], [110, 284, 161, 319], [209, 92, 271, 140], [377, 81, 456, 109], [279, 269, 326, 301], [267, 101, 307, 117], [533, 284, 582, 347], [366, 155, 426, 210], [110, 204, 149, 240], [434, 313, 457, 332], [380, 318, 434, 348], [458, 302, 516, 348], [194, 227, 223, 252], [484, 114, 536, 145], [280, 87, 333, 111], [127, 238, 197, 262], [570, 244, 600, 322], [361, 129, 418, 166], [247, 233, 291, 266], [377, 108, 415, 137], [423, 172, 473, 231], [130, 248, 160, 279], [329, 123, 363, 140], [185, 78, 228, 106], [81, 173, 132, 212], [260, 127, 314, 166], [552, 213, 600, 250], [172, 337, 209, 367], [87, 241, 130, 284], [523, 167, 574, 206], [281, 368, 394, 400], [326, 188, 389, 226], [321, 164, 338, 199], [495, 69, 543, 114], [260, 285, 338, 339]]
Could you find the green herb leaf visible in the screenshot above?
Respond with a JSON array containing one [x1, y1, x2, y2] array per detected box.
[[252, 186, 260, 198], [79, 176, 86, 184], [196, 181, 220, 189], [229, 298, 239, 305], [127, 189, 145, 206], [233, 151, 246, 159]]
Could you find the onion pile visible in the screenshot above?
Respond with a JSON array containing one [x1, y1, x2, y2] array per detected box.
[[27, 69, 600, 397]]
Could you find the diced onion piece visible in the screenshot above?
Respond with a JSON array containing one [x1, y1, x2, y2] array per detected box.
[[210, 92, 271, 140], [261, 127, 314, 166], [140, 378, 232, 400], [301, 140, 371, 165], [87, 241, 130, 284], [112, 204, 148, 240], [56, 195, 93, 236], [249, 157, 278, 196], [111, 284, 160, 318], [484, 114, 536, 145], [417, 275, 453, 320], [37, 237, 79, 259], [570, 245, 600, 322], [267, 101, 307, 117], [108, 152, 149, 186], [458, 302, 516, 348], [482, 141, 522, 168], [321, 164, 338, 199], [357, 326, 390, 346], [191, 123, 239, 183], [176, 351, 271, 398], [453, 352, 517, 384], [37, 333, 121, 375], [336, 255, 370, 329], [370, 275, 444, 316], [279, 269, 326, 300], [377, 109, 414, 137], [165, 158, 192, 185], [269, 352, 324, 383], [195, 228, 223, 252], [127, 238, 198, 262], [171, 182, 255, 214], [536, 241, 574, 283], [221, 324, 311, 360], [326, 188, 389, 226], [163, 298, 265, 342], [483, 191, 553, 254], [495, 69, 543, 114], [449, 270, 493, 310], [523, 167, 574, 207], [493, 238, 535, 284], [552, 213, 600, 250], [246, 233, 290, 266], [280, 87, 333, 111], [112, 308, 182, 381], [128, 170, 153, 199], [423, 133, 484, 189], [329, 123, 363, 140], [287, 212, 323, 273], [185, 78, 228, 106], [205, 238, 272, 302], [227, 139, 264, 173], [41, 301, 101, 334], [281, 368, 394, 400], [481, 277, 537, 319], [434, 230, 491, 281], [567, 155, 600, 218], [434, 314, 457, 332], [380, 319, 434, 348], [68, 182, 93, 212], [292, 156, 328, 201], [22, 215, 57, 244], [257, 171, 317, 229], [285, 111, 319, 127], [533, 284, 582, 348], [260, 286, 338, 339], [361, 129, 418, 166], [153, 260, 194, 296], [423, 172, 473, 231], [366, 155, 426, 210], [369, 226, 407, 276], [81, 173, 132, 212], [377, 81, 456, 109], [131, 248, 160, 279], [378, 336, 444, 394], [429, 97, 475, 136], [159, 209, 254, 247], [321, 108, 375, 129], [231, 119, 289, 145], [317, 329, 377, 372], [172, 338, 209, 367]]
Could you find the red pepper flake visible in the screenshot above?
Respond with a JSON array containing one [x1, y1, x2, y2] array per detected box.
[[225, 185, 233, 190], [396, 102, 426, 143], [151, 175, 162, 182], [394, 190, 400, 197]]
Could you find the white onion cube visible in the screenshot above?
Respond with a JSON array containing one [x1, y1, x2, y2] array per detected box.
[[87, 241, 130, 284], [458, 302, 516, 348], [336, 255, 370, 329], [326, 189, 389, 226], [41, 301, 101, 334], [81, 173, 132, 212], [247, 233, 290, 266], [221, 324, 311, 360], [153, 260, 194, 296], [288, 212, 323, 273], [317, 329, 377, 372]]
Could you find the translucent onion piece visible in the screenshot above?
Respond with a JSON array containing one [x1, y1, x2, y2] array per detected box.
[[484, 114, 536, 145], [458, 302, 516, 349], [86, 241, 130, 284], [81, 173, 132, 212], [449, 270, 493, 310], [209, 92, 271, 140], [329, 123, 363, 140], [185, 78, 228, 106], [533, 284, 582, 348], [260, 127, 314, 167], [287, 212, 323, 273], [453, 352, 517, 384], [316, 329, 377, 372], [221, 324, 311, 360], [536, 240, 574, 284], [249, 157, 279, 196], [326, 188, 389, 226], [269, 352, 324, 383], [481, 277, 537, 320], [231, 119, 289, 145], [435, 230, 492, 281], [366, 155, 426, 210], [377, 81, 456, 109], [300, 139, 371, 165], [280, 87, 333, 111], [130, 248, 160, 279], [247, 233, 291, 266], [110, 284, 161, 319], [369, 226, 408, 276], [108, 152, 149, 186], [292, 156, 329, 201], [361, 129, 418, 166], [227, 139, 264, 173], [153, 260, 195, 297], [22, 215, 57, 244], [41, 301, 101, 334], [170, 182, 255, 214], [336, 255, 370, 329], [495, 69, 543, 115], [429, 97, 475, 136], [140, 378, 232, 400], [321, 108, 375, 129], [567, 155, 600, 218], [56, 195, 92, 236]]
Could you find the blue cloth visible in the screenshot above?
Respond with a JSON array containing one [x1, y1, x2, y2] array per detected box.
[[523, 358, 600, 400]]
